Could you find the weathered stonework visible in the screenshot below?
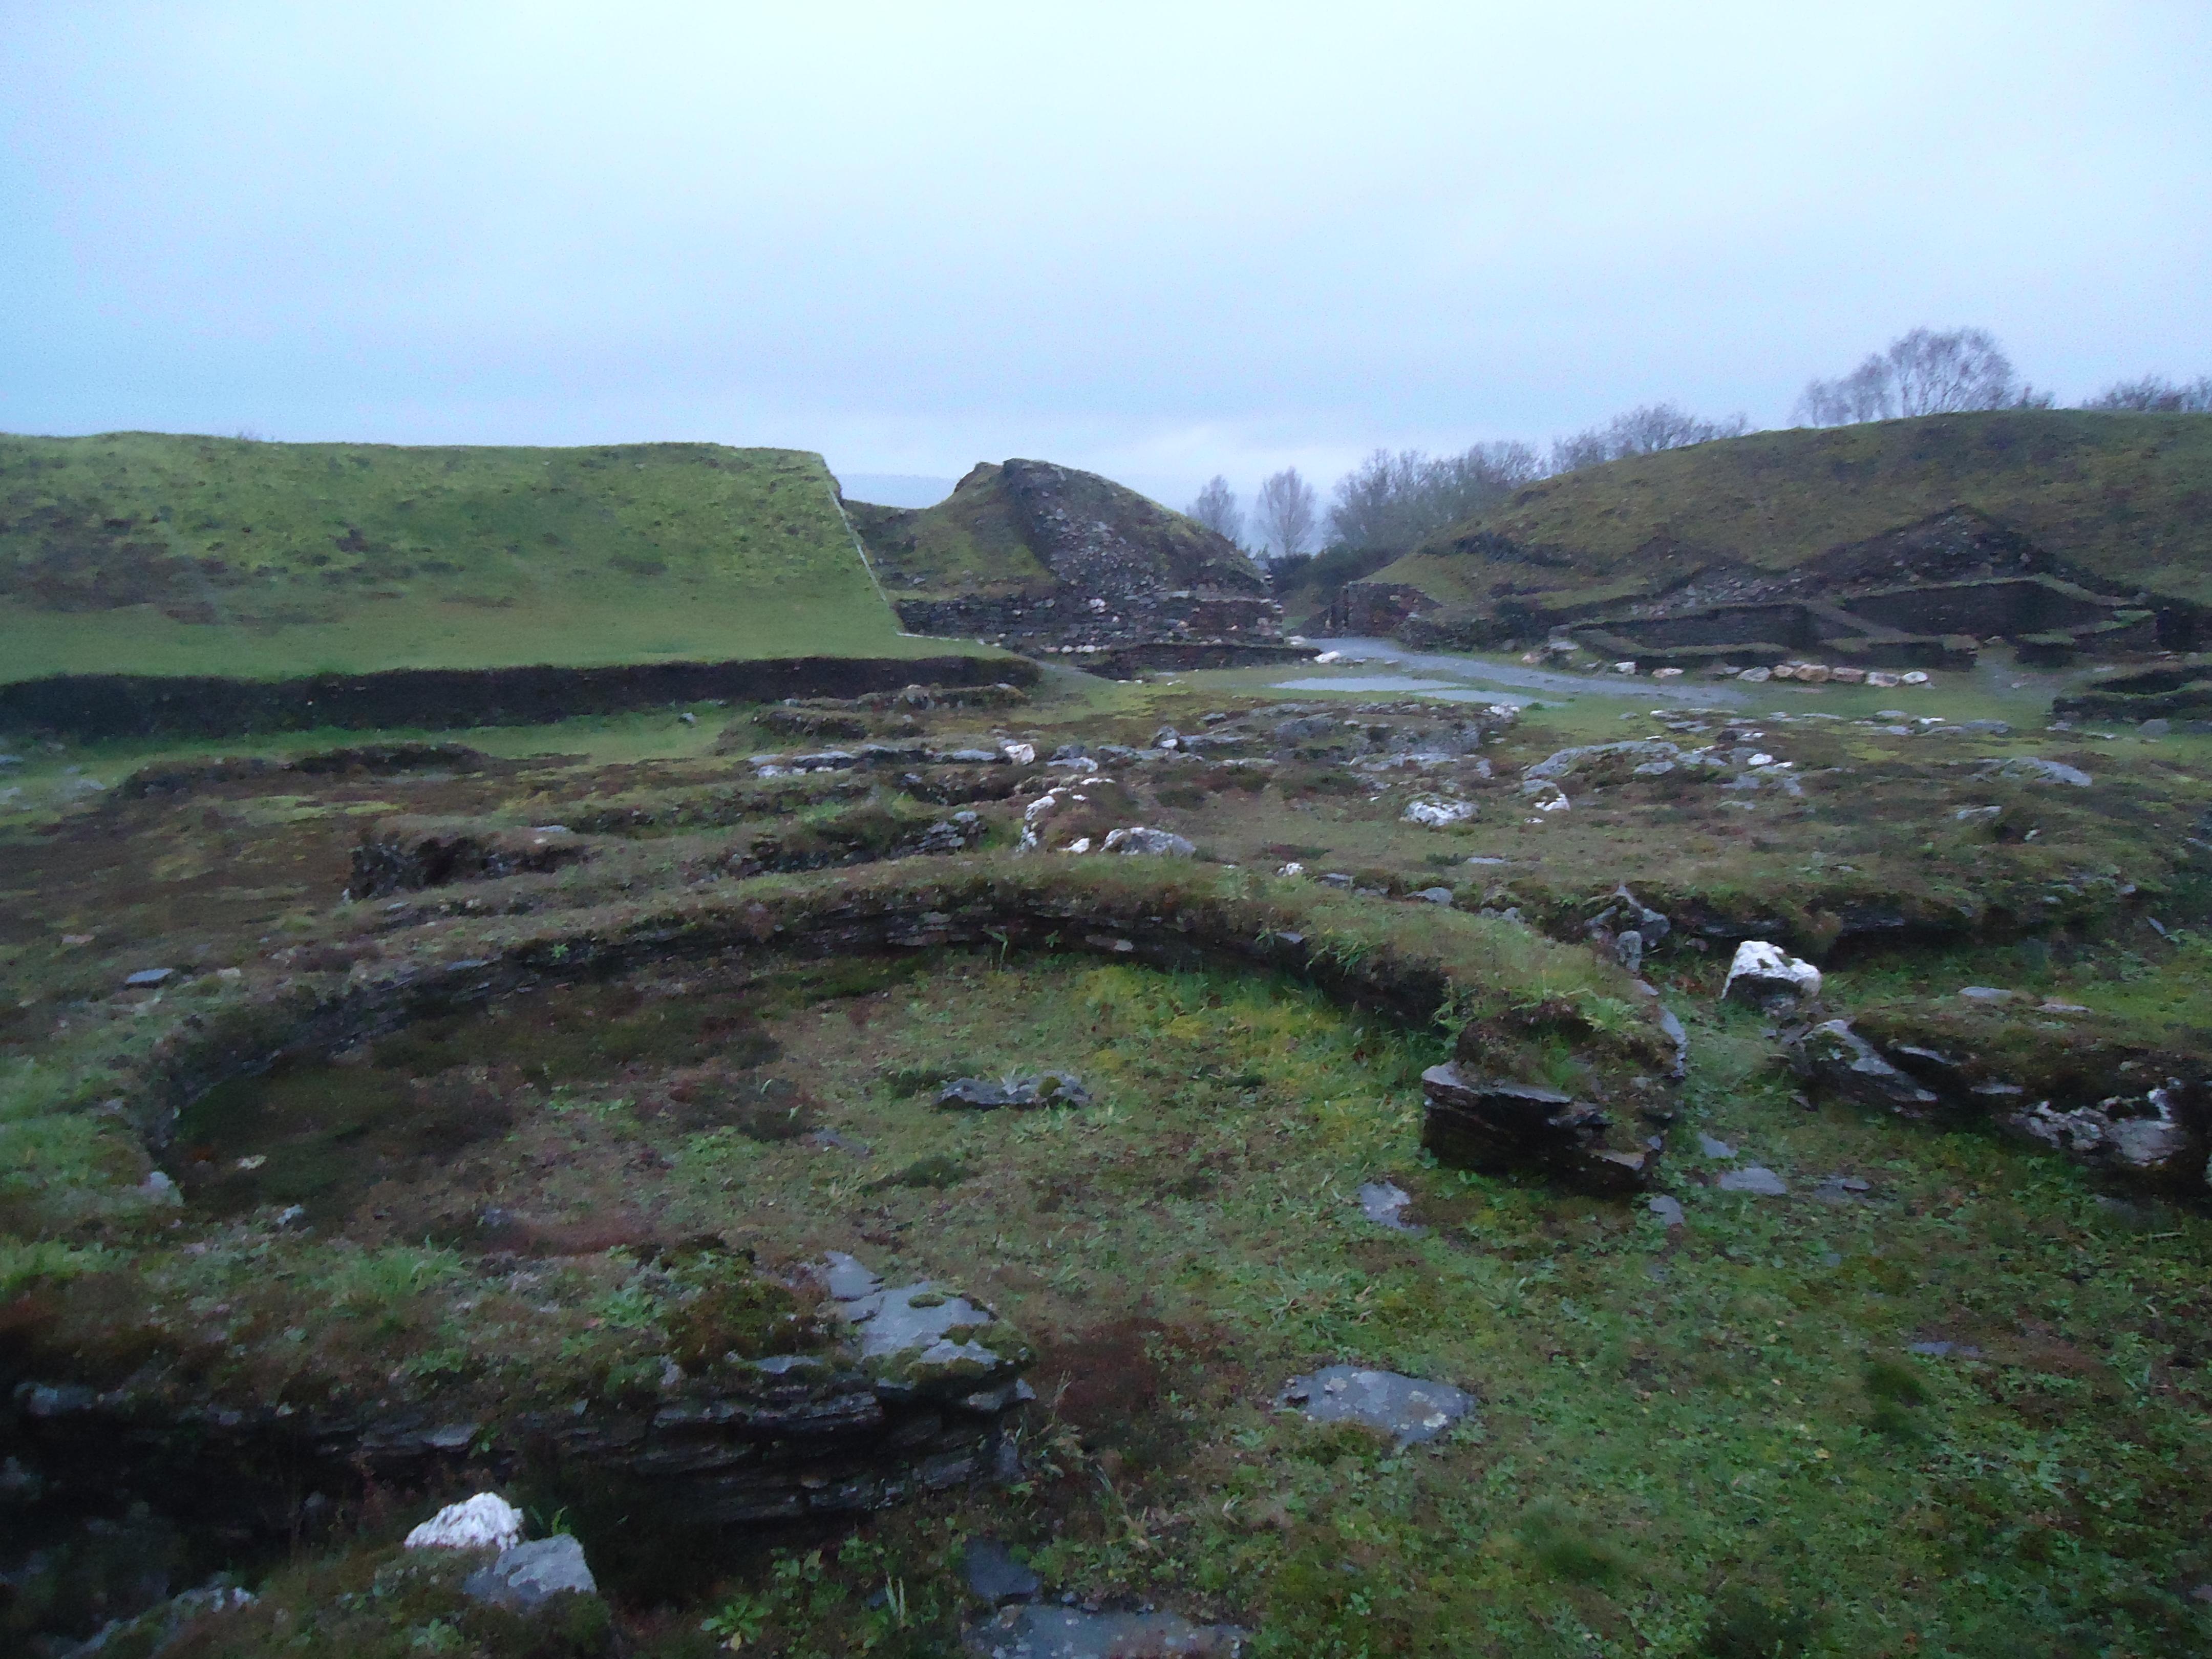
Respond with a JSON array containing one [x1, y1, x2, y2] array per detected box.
[[849, 460, 1306, 667]]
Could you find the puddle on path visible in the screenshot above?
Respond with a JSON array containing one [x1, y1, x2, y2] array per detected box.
[[1284, 638, 1749, 705], [1271, 675, 1521, 701]]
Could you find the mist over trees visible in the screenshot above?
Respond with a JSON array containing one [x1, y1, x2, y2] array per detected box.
[[1185, 474, 1243, 542], [1796, 327, 2051, 424]]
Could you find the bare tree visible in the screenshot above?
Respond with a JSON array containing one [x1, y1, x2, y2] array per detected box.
[[1547, 428, 1614, 475], [1548, 403, 1750, 474], [1887, 327, 2022, 416], [1327, 442, 1543, 552], [1796, 359, 1895, 426], [1185, 475, 1244, 543], [1796, 327, 2044, 426], [1254, 467, 1318, 560], [2083, 374, 2212, 413]]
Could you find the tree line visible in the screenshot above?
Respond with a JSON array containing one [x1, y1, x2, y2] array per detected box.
[[1191, 327, 2210, 575]]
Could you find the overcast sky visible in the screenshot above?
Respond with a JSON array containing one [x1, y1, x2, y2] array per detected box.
[[4, 2, 2207, 509]]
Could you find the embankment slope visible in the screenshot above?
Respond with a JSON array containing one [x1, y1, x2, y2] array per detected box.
[[0, 433, 948, 681], [1360, 410, 2212, 637]]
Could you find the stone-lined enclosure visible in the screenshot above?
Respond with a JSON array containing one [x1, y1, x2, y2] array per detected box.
[[1349, 502, 2207, 671], [0, 861, 1670, 1581]]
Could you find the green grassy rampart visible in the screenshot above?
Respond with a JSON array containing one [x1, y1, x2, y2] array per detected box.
[[0, 432, 926, 679]]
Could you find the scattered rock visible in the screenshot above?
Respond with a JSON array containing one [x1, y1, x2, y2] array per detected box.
[[1721, 941, 1822, 1008], [1695, 1133, 1736, 1159], [1355, 1181, 1422, 1233], [912, 812, 983, 855], [1524, 740, 1677, 783], [461, 1534, 598, 1612], [1401, 796, 1477, 827], [405, 1492, 525, 1552], [964, 1605, 1246, 1657], [1958, 985, 2013, 1003], [963, 1538, 1041, 1607], [1655, 1004, 1689, 1081], [1277, 1365, 1474, 1445], [137, 1170, 180, 1205], [123, 968, 175, 988], [1101, 826, 1195, 857], [1984, 756, 2092, 787], [1811, 1174, 1871, 1204], [1648, 1194, 1686, 1227], [815, 1251, 884, 1302], [2009, 1083, 2193, 1178], [937, 1073, 1091, 1110], [1717, 1165, 1789, 1197], [1409, 886, 1455, 905], [1790, 1020, 1941, 1112]]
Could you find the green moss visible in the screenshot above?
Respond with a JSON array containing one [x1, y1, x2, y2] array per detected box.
[[663, 1271, 832, 1367]]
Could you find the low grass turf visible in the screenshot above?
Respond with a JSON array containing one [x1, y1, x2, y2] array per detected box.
[[5, 651, 2210, 1656], [72, 952, 2211, 1657], [0, 432, 946, 680], [1367, 409, 2212, 615]]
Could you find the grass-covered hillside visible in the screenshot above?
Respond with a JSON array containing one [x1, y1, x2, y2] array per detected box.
[[1371, 410, 2212, 620], [0, 433, 942, 682]]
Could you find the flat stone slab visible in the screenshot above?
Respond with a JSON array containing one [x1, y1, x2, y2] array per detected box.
[[1717, 1165, 1789, 1196], [939, 1073, 1091, 1110], [462, 1534, 597, 1611], [964, 1605, 1246, 1657], [817, 1250, 883, 1302], [1277, 1366, 1474, 1445], [964, 1538, 1041, 1607], [844, 1281, 1019, 1400]]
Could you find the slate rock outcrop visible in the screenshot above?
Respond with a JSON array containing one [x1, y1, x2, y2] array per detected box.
[[848, 459, 1307, 673], [1420, 1064, 1655, 1194]]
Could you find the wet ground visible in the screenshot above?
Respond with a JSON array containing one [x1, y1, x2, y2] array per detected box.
[[1293, 637, 1753, 704], [5, 665, 2211, 1656]]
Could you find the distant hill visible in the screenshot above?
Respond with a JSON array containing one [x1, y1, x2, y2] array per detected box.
[[1353, 411, 2212, 645], [0, 432, 952, 683]]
